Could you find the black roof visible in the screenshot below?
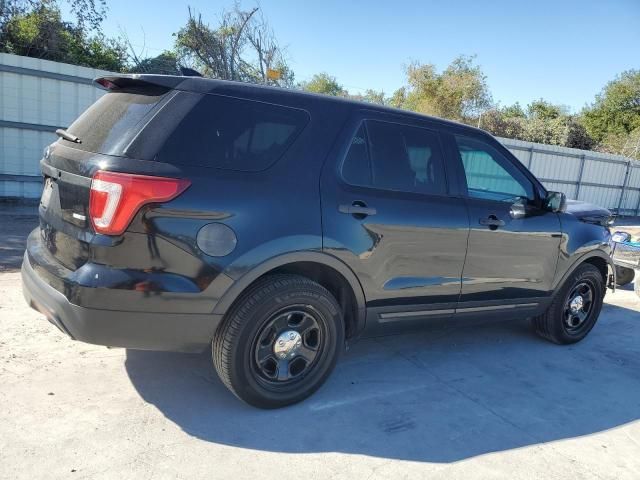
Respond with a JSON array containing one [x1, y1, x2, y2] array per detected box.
[[95, 74, 486, 135]]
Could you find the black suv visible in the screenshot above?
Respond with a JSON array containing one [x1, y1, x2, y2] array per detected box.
[[22, 75, 615, 408]]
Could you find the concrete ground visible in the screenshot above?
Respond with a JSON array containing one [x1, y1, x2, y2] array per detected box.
[[1, 207, 640, 479]]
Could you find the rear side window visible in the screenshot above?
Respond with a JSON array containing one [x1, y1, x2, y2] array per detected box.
[[342, 120, 447, 195], [156, 94, 309, 171], [65, 89, 167, 155], [341, 125, 372, 186]]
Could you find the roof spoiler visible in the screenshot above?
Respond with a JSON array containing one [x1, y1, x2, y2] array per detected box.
[[93, 75, 186, 91]]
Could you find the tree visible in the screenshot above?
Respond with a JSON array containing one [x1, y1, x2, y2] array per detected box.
[[0, 2, 127, 71], [527, 99, 568, 120], [481, 99, 595, 150], [0, 0, 107, 33], [351, 89, 386, 105], [129, 51, 181, 75], [396, 55, 493, 123], [501, 102, 525, 119], [387, 87, 407, 109], [619, 127, 640, 159], [174, 5, 292, 87], [480, 109, 525, 139], [299, 72, 346, 96], [563, 119, 595, 151], [582, 70, 640, 157]]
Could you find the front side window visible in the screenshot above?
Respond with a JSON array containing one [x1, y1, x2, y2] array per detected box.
[[341, 120, 447, 195], [454, 135, 534, 202]]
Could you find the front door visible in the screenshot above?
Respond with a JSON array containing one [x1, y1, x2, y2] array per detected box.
[[448, 133, 562, 316], [321, 115, 470, 329]]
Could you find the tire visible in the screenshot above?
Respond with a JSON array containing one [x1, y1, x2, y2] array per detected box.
[[615, 266, 635, 287], [532, 263, 605, 345], [212, 274, 344, 408]]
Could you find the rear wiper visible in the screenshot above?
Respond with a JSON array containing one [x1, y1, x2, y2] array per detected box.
[[55, 128, 81, 144]]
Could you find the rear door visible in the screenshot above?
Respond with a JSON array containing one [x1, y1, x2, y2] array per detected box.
[[321, 112, 470, 330], [445, 132, 562, 315]]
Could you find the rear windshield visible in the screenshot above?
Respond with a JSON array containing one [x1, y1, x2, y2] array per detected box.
[[65, 88, 167, 155], [155, 94, 309, 171]]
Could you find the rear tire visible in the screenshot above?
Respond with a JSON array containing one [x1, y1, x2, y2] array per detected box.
[[532, 263, 604, 345], [212, 274, 344, 408], [615, 266, 635, 287]]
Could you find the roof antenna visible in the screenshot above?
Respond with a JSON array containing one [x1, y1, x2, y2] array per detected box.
[[180, 67, 203, 77]]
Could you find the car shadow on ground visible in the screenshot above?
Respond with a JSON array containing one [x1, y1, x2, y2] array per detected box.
[[125, 302, 640, 463], [0, 212, 37, 272]]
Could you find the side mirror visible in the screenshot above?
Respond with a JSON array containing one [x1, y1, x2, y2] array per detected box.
[[544, 191, 566, 213], [510, 199, 526, 219]]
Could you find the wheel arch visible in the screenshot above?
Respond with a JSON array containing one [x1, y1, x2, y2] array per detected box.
[[553, 250, 613, 292], [212, 252, 367, 340]]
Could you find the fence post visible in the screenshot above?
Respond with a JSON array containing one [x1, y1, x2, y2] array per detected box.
[[575, 154, 586, 200], [527, 146, 534, 168], [617, 160, 632, 215]]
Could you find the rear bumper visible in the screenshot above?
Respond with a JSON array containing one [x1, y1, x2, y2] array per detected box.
[[21, 251, 221, 352]]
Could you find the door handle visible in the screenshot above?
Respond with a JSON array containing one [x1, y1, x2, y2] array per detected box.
[[338, 202, 377, 217], [479, 215, 505, 229]]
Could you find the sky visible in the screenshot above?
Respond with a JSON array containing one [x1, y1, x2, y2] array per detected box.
[[94, 0, 639, 113]]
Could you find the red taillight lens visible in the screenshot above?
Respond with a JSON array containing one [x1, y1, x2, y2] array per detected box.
[[89, 171, 190, 235]]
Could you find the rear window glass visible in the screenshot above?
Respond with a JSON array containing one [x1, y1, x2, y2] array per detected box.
[[156, 94, 309, 171], [65, 89, 167, 155]]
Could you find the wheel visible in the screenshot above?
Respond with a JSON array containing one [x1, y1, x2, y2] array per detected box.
[[532, 263, 605, 345], [615, 265, 635, 286], [212, 274, 344, 408]]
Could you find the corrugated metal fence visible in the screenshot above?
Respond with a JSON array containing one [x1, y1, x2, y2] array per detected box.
[[0, 53, 109, 198], [500, 137, 640, 215], [1, 52, 639, 214]]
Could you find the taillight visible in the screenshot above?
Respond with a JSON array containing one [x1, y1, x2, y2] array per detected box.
[[89, 171, 190, 235]]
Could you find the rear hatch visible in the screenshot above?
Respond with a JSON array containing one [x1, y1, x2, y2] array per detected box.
[[39, 82, 176, 270]]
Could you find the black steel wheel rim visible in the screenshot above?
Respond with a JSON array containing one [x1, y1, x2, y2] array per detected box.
[[252, 306, 325, 386], [563, 281, 595, 334]]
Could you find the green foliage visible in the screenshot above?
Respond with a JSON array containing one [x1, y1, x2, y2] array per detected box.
[[0, 2, 127, 71], [481, 100, 594, 150], [388, 87, 407, 109], [355, 89, 386, 105], [581, 70, 640, 157], [501, 102, 525, 118], [480, 109, 526, 139], [128, 51, 180, 75], [563, 119, 595, 151], [526, 99, 568, 120], [299, 72, 347, 96], [173, 6, 293, 87], [0, 0, 107, 32], [396, 55, 493, 123]]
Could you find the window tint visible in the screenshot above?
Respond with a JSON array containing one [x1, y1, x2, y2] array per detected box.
[[66, 89, 167, 155], [454, 135, 534, 202], [341, 125, 372, 186], [341, 120, 446, 195], [157, 94, 308, 171]]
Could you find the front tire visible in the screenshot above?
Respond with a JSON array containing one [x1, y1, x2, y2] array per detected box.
[[532, 263, 605, 345], [212, 274, 344, 408]]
